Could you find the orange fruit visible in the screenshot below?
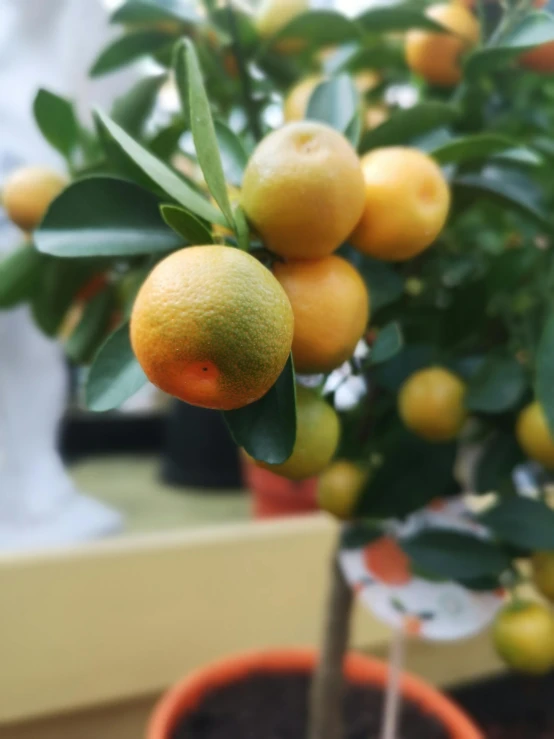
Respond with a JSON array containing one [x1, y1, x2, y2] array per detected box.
[[405, 2, 480, 87], [251, 386, 340, 480], [2, 166, 67, 232], [350, 147, 450, 261], [317, 460, 368, 520], [364, 536, 412, 585], [520, 41, 554, 73], [283, 75, 323, 122], [130, 245, 293, 411], [273, 255, 370, 374], [399, 367, 467, 441], [532, 552, 554, 602], [516, 401, 554, 469], [493, 602, 554, 675], [241, 122, 365, 259]]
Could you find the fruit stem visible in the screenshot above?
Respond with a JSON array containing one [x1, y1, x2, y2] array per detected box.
[[225, 2, 263, 142], [308, 540, 353, 739]]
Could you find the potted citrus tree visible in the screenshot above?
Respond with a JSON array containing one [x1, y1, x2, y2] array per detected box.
[[6, 0, 554, 736]]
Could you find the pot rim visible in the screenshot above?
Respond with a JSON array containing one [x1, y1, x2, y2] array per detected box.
[[147, 647, 482, 739]]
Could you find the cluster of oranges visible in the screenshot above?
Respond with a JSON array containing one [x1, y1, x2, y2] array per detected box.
[[131, 120, 451, 483]]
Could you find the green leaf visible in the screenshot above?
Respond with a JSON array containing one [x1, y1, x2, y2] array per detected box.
[[453, 167, 550, 228], [214, 120, 249, 187], [465, 352, 527, 413], [474, 431, 525, 494], [536, 308, 554, 437], [431, 134, 521, 166], [33, 89, 78, 159], [224, 355, 296, 465], [111, 73, 166, 138], [175, 40, 234, 228], [373, 344, 435, 393], [356, 255, 404, 313], [360, 102, 459, 153], [90, 31, 174, 77], [160, 204, 213, 243], [111, 0, 202, 25], [401, 530, 511, 581], [356, 429, 457, 518], [95, 110, 226, 225], [264, 10, 362, 51], [493, 147, 543, 168], [344, 110, 363, 149], [341, 522, 383, 550], [86, 321, 148, 412], [65, 289, 114, 364], [358, 2, 447, 33], [480, 497, 554, 551], [306, 75, 359, 136], [35, 177, 182, 258], [466, 11, 554, 77], [371, 322, 403, 365], [233, 205, 250, 251], [0, 247, 45, 308]]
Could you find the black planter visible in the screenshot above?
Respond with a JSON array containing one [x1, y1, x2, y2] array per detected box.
[[159, 400, 242, 490]]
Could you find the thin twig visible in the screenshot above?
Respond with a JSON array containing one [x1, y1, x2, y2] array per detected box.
[[308, 545, 354, 739], [380, 628, 405, 739], [225, 1, 262, 141]]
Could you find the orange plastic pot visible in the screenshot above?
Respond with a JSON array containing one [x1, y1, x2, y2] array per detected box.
[[147, 648, 483, 739], [242, 458, 318, 519]]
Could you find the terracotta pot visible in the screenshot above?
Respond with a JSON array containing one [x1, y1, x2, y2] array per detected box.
[[147, 648, 483, 739], [242, 459, 318, 519]]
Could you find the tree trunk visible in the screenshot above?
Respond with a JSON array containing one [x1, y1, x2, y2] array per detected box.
[[308, 541, 354, 739]]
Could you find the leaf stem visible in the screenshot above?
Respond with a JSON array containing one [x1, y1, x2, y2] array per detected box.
[[225, 2, 263, 142]]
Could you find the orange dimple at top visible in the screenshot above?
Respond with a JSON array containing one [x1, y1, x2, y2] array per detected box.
[[364, 536, 412, 586]]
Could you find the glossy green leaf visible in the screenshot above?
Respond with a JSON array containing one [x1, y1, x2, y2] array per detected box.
[[111, 0, 202, 25], [65, 289, 114, 364], [360, 102, 459, 153], [111, 73, 166, 137], [453, 167, 550, 228], [175, 40, 234, 227], [90, 31, 174, 77], [474, 431, 525, 494], [160, 204, 213, 243], [214, 120, 249, 187], [0, 247, 45, 308], [465, 352, 527, 413], [344, 110, 363, 149], [264, 10, 362, 51], [466, 11, 554, 77], [224, 355, 296, 465], [493, 147, 543, 168], [33, 89, 78, 158], [373, 344, 435, 392], [86, 321, 148, 412], [341, 522, 383, 550], [95, 110, 226, 225], [401, 530, 510, 581], [431, 134, 520, 165], [481, 497, 554, 550], [356, 255, 404, 313], [233, 205, 250, 251], [306, 75, 359, 136], [371, 322, 403, 365], [35, 177, 182, 258], [358, 2, 446, 33], [536, 308, 554, 437]]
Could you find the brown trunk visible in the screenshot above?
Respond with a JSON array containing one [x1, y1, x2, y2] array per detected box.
[[308, 542, 354, 739]]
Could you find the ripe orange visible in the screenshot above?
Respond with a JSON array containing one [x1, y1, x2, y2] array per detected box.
[[516, 401, 554, 469], [241, 121, 365, 259], [493, 602, 554, 675], [405, 3, 480, 87], [130, 246, 293, 411], [350, 147, 450, 261], [2, 166, 67, 232], [398, 367, 467, 441], [283, 75, 323, 122], [252, 386, 340, 480], [317, 460, 368, 520], [532, 552, 554, 602], [520, 41, 554, 73], [273, 255, 370, 374]]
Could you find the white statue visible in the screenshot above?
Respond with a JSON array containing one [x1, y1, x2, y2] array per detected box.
[[0, 0, 139, 551]]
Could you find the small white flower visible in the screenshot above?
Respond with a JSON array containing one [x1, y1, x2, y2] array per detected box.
[[335, 375, 367, 411]]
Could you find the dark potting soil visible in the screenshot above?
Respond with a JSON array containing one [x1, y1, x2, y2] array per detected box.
[[171, 672, 451, 739]]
